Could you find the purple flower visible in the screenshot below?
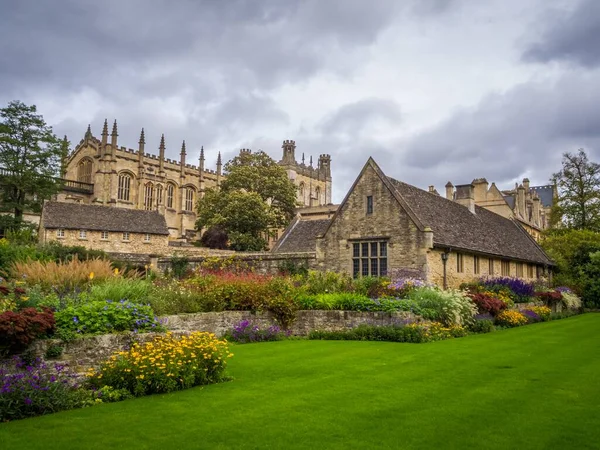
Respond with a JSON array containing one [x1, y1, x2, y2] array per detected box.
[[72, 316, 79, 323], [24, 397, 32, 405]]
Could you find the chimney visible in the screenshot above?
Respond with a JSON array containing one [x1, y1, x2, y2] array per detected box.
[[532, 194, 541, 227], [471, 178, 489, 203], [454, 184, 476, 214], [523, 177, 530, 191], [445, 182, 454, 200], [517, 184, 526, 219]]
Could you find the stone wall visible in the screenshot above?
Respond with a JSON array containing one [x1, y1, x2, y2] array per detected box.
[[27, 310, 417, 372]]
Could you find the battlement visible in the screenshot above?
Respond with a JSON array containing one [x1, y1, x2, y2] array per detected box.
[[319, 154, 331, 160], [239, 148, 252, 154], [282, 140, 296, 145]]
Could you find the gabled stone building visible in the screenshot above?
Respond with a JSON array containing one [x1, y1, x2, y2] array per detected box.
[[39, 202, 170, 254], [274, 158, 553, 288], [60, 121, 332, 241]]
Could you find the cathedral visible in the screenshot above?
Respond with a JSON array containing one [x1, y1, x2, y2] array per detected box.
[[59, 120, 332, 240]]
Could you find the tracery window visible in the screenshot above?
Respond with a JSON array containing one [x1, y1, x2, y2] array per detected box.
[[166, 184, 175, 208], [144, 183, 154, 210], [184, 187, 194, 211], [156, 184, 163, 205], [77, 159, 93, 184], [117, 173, 131, 201]]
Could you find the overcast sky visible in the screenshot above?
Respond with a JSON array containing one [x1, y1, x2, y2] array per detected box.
[[2, 0, 599, 202]]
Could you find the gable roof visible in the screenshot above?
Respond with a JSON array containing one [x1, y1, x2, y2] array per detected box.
[[385, 176, 553, 265], [42, 202, 169, 235], [272, 218, 330, 253]]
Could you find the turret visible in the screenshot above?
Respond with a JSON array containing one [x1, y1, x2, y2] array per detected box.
[[445, 182, 454, 200], [318, 154, 331, 178], [281, 139, 296, 165]]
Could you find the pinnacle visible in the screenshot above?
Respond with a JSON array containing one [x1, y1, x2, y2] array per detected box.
[[111, 119, 118, 136], [181, 140, 186, 154], [102, 119, 108, 135], [139, 128, 145, 145]]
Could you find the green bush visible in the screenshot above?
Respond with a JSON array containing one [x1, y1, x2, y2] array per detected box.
[[296, 270, 353, 295], [55, 300, 162, 336], [469, 319, 495, 334], [169, 254, 190, 279], [407, 287, 477, 326], [85, 278, 151, 304]]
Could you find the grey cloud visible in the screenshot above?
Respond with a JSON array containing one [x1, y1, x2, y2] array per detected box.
[[400, 74, 600, 191], [522, 0, 600, 68], [320, 98, 402, 136]]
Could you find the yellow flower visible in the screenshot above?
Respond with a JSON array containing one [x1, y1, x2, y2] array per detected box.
[[89, 272, 95, 280], [20, 296, 29, 301], [114, 268, 120, 275]]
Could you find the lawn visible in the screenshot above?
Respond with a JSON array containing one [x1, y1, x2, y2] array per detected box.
[[1, 314, 599, 450]]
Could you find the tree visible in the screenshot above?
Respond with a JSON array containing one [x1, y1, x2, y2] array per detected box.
[[196, 151, 298, 251], [196, 188, 271, 251], [551, 149, 600, 231], [0, 101, 65, 222], [221, 151, 297, 229]]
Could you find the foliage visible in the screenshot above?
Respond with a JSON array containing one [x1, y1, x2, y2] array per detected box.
[[196, 256, 251, 274], [534, 290, 562, 307], [296, 270, 354, 295], [406, 287, 477, 326], [221, 150, 298, 229], [527, 305, 552, 321], [353, 276, 395, 298], [55, 300, 162, 336], [277, 259, 309, 277], [467, 292, 508, 316], [88, 385, 134, 404], [0, 101, 65, 220], [551, 149, 600, 231], [309, 322, 468, 343], [296, 292, 424, 314], [86, 332, 233, 396], [226, 320, 291, 343], [196, 188, 269, 251], [169, 254, 190, 279], [11, 257, 116, 292], [0, 307, 55, 355], [45, 344, 64, 359], [199, 225, 229, 249], [560, 290, 582, 309], [521, 309, 542, 323], [468, 319, 495, 334], [0, 356, 86, 422], [481, 277, 535, 302], [494, 310, 528, 328], [85, 278, 151, 304], [578, 250, 600, 307]]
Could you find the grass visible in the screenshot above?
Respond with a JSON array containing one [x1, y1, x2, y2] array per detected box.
[[1, 314, 599, 449]]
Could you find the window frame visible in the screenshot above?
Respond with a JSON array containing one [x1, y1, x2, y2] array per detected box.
[[184, 187, 194, 212], [166, 184, 175, 209], [488, 258, 494, 275], [366, 195, 374, 215], [144, 233, 151, 242], [122, 232, 130, 241], [56, 229, 65, 238], [501, 260, 510, 276], [474, 255, 480, 275], [79, 229, 87, 239], [117, 173, 132, 201], [351, 240, 388, 278], [456, 253, 464, 273], [100, 231, 109, 240]]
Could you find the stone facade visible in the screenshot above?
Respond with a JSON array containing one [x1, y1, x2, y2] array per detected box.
[[61, 122, 331, 241], [316, 161, 428, 277], [40, 228, 169, 254]]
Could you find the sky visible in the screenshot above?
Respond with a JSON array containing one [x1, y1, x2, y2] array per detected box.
[[2, 0, 599, 202]]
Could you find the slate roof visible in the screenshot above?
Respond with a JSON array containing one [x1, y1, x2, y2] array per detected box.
[[42, 202, 169, 235], [386, 177, 553, 265], [530, 185, 554, 207], [272, 218, 330, 253]]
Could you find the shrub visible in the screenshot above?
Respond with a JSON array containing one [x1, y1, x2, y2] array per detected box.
[[521, 309, 542, 323], [226, 320, 291, 343], [495, 310, 528, 328], [85, 278, 151, 304], [55, 300, 162, 336], [87, 332, 233, 396], [277, 259, 309, 277], [169, 254, 190, 279], [482, 277, 535, 302], [309, 322, 467, 343], [200, 225, 229, 250], [407, 287, 477, 326], [559, 290, 582, 309], [12, 258, 116, 292], [297, 270, 353, 295], [535, 290, 563, 307], [468, 293, 507, 316], [353, 276, 394, 298], [0, 356, 86, 422], [528, 305, 552, 321], [0, 307, 55, 355], [469, 319, 495, 334]]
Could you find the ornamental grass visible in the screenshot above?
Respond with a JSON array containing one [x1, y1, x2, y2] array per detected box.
[[87, 332, 233, 397]]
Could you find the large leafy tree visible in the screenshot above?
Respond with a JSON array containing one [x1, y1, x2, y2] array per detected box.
[[196, 151, 298, 251], [551, 149, 600, 231], [0, 101, 65, 222]]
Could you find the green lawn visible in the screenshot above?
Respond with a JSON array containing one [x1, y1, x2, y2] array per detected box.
[[1, 315, 599, 449]]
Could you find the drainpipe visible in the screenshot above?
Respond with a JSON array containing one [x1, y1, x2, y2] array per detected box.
[[441, 250, 450, 290]]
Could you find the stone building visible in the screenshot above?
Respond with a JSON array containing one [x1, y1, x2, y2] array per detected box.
[[60, 120, 332, 240], [39, 202, 169, 254], [274, 158, 553, 288], [445, 177, 556, 241]]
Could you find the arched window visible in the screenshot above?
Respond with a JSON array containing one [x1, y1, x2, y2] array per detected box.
[[166, 184, 175, 208], [156, 184, 163, 206], [144, 183, 154, 210], [117, 173, 132, 201], [315, 186, 321, 206], [184, 187, 195, 211], [77, 158, 93, 184], [299, 182, 305, 203]]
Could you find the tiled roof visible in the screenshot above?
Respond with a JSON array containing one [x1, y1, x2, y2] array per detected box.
[[386, 177, 553, 265], [272, 218, 330, 253], [530, 185, 555, 207], [42, 202, 169, 235]]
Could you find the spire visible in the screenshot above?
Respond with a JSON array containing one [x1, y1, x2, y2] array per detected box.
[[101, 119, 108, 144], [309, 155, 313, 168], [157, 134, 165, 175], [139, 128, 146, 145], [85, 124, 92, 139], [180, 140, 186, 155], [216, 151, 222, 188], [110, 119, 118, 150], [199, 146, 205, 186], [138, 128, 145, 169], [217, 151, 222, 167], [302, 152, 305, 165], [179, 140, 186, 173]]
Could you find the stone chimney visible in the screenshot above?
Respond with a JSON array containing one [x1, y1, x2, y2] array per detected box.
[[455, 184, 476, 214], [517, 184, 526, 219], [445, 182, 454, 200], [532, 194, 541, 227], [471, 178, 489, 203]]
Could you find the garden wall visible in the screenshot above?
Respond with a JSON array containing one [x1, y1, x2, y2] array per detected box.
[[27, 310, 417, 372]]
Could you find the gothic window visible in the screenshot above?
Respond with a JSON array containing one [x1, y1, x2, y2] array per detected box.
[[299, 182, 305, 203], [117, 173, 131, 201], [315, 186, 321, 206], [144, 183, 154, 210], [156, 184, 163, 205], [352, 240, 388, 278], [184, 187, 194, 211], [77, 158, 93, 184], [166, 184, 175, 208]]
